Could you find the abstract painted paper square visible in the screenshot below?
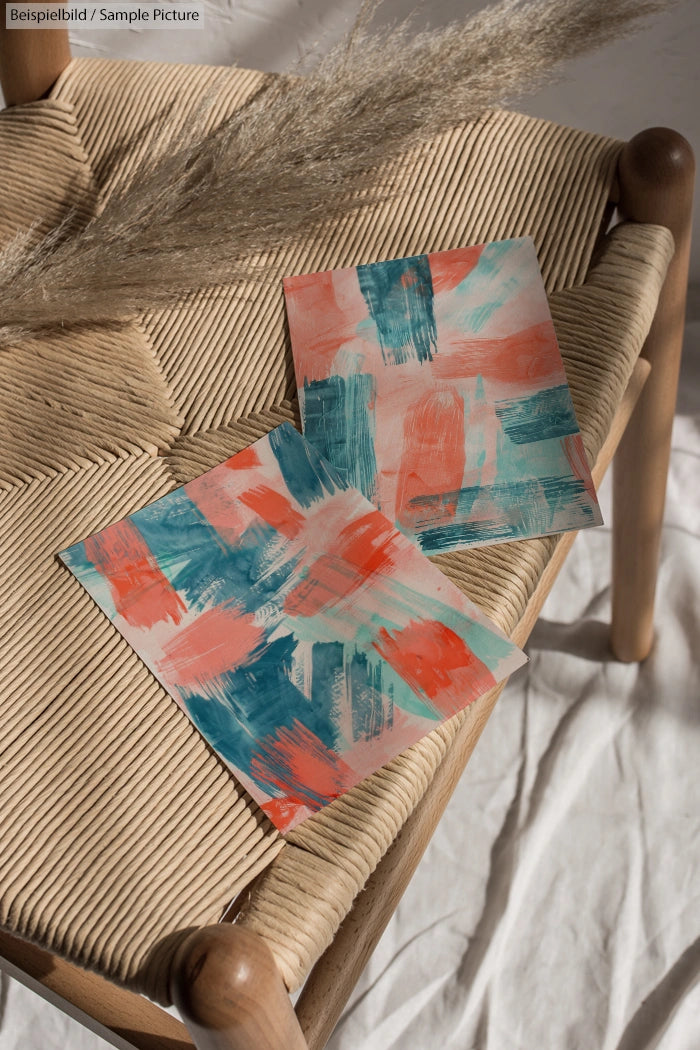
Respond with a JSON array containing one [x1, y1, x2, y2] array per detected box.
[[285, 237, 602, 554], [60, 424, 525, 833]]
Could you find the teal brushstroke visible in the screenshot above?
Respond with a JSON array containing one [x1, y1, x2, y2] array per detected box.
[[494, 385, 578, 444], [301, 374, 378, 502], [460, 620, 516, 668], [462, 300, 504, 332], [184, 632, 339, 803], [541, 476, 595, 521], [129, 487, 227, 605], [416, 519, 515, 553], [364, 575, 516, 679], [348, 649, 389, 742], [134, 488, 300, 615], [478, 239, 516, 275], [492, 425, 556, 487], [373, 654, 438, 720], [311, 641, 345, 748], [357, 255, 437, 365], [269, 422, 346, 508], [407, 584, 514, 667], [411, 477, 553, 535], [407, 483, 481, 529], [59, 543, 119, 620], [413, 474, 597, 552]]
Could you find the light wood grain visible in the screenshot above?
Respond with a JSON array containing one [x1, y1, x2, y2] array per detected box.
[[171, 925, 308, 1050], [612, 127, 695, 661], [0, 1, 70, 105], [0, 928, 193, 1050]]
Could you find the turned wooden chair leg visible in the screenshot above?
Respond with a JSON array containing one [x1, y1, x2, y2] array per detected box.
[[612, 127, 695, 662], [171, 924, 308, 1050], [0, 4, 70, 106]]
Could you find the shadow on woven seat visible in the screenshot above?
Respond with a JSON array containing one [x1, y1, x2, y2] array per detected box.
[[0, 39, 692, 1050]]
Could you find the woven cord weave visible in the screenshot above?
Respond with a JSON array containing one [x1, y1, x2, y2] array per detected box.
[[0, 57, 673, 1000]]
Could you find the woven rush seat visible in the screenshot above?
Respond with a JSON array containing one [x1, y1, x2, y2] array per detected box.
[[0, 53, 675, 1019]]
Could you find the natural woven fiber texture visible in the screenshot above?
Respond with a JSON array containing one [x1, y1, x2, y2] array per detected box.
[[0, 99, 95, 243], [0, 56, 673, 1001]]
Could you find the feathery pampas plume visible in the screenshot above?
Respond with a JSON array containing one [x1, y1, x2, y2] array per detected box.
[[0, 0, 675, 340]]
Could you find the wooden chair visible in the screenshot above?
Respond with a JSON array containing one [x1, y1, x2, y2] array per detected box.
[[0, 22, 693, 1050]]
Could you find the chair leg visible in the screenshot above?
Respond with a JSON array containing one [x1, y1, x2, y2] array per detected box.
[[612, 127, 695, 662], [0, 17, 70, 106], [170, 924, 308, 1050]]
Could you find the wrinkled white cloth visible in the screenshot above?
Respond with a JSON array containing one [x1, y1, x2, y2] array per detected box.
[[2, 331, 698, 1049]]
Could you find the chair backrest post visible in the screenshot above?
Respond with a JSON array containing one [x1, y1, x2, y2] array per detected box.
[[170, 924, 309, 1050], [0, 2, 70, 106], [612, 126, 695, 661]]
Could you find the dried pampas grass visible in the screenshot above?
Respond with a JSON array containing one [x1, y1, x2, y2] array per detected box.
[[0, 0, 675, 340]]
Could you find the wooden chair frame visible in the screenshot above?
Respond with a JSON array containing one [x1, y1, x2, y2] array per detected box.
[[0, 21, 694, 1050]]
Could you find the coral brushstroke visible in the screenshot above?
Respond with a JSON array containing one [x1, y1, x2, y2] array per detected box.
[[226, 445, 261, 470], [285, 237, 602, 553], [157, 603, 266, 687], [251, 721, 357, 807], [283, 509, 399, 617], [60, 424, 526, 833], [395, 388, 466, 530], [374, 619, 496, 714], [84, 519, 186, 630], [428, 243, 485, 294], [239, 485, 305, 539], [430, 323, 563, 387]]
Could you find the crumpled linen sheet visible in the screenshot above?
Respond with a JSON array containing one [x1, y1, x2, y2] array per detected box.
[[1, 329, 698, 1049]]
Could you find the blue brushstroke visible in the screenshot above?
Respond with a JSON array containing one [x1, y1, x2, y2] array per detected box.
[[134, 487, 300, 614], [541, 476, 595, 521], [348, 649, 389, 742], [269, 422, 346, 508], [357, 255, 437, 365], [59, 543, 119, 620], [184, 632, 337, 786], [416, 519, 515, 553], [302, 374, 378, 502], [311, 641, 345, 748], [494, 385, 579, 444]]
